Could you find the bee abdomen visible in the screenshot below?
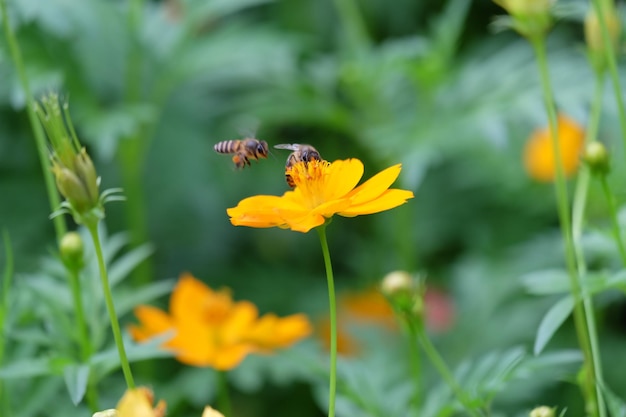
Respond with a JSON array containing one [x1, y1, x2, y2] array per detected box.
[[214, 140, 238, 154]]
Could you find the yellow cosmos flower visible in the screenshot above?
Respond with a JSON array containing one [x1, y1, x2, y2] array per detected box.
[[227, 158, 414, 233], [129, 273, 312, 370], [93, 388, 225, 417], [113, 387, 166, 417], [523, 114, 585, 182]]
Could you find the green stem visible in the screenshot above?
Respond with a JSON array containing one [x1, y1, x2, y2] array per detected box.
[[600, 177, 626, 264], [217, 371, 233, 417], [0, 232, 14, 417], [415, 328, 483, 417], [119, 0, 153, 288], [0, 0, 66, 242], [571, 69, 607, 417], [125, 0, 144, 102], [591, 0, 626, 160], [67, 266, 99, 411], [118, 136, 153, 287], [86, 222, 135, 389], [330, 0, 369, 53], [317, 225, 337, 417], [405, 321, 422, 411], [530, 36, 599, 417]]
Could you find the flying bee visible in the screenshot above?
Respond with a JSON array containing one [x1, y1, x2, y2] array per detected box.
[[274, 144, 322, 187], [214, 138, 269, 169]]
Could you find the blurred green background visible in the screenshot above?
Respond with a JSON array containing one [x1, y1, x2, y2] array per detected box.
[[2, 0, 626, 416]]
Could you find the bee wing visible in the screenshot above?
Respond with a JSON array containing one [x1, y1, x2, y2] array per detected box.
[[274, 144, 301, 151]]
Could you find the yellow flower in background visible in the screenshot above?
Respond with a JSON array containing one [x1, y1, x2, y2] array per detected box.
[[111, 387, 166, 417], [202, 406, 226, 417], [93, 389, 225, 417], [130, 273, 312, 370], [523, 114, 585, 182], [227, 159, 414, 233]]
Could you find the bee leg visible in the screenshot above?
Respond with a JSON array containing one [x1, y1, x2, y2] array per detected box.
[[232, 153, 249, 169]]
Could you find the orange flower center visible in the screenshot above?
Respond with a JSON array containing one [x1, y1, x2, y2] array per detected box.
[[287, 160, 331, 209], [202, 291, 232, 325]]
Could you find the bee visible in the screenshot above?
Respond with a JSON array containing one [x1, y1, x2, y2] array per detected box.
[[214, 138, 269, 169], [274, 144, 322, 187]]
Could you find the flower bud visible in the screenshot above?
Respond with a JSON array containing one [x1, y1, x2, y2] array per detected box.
[[60, 231, 84, 270], [497, 0, 553, 15], [381, 271, 413, 298], [494, 0, 554, 37], [381, 271, 416, 314], [583, 141, 610, 176], [93, 410, 118, 417], [585, 5, 621, 70], [75, 148, 100, 204], [529, 406, 555, 417], [52, 163, 94, 212]]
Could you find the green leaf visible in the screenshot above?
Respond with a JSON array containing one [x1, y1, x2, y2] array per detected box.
[[601, 383, 626, 417], [108, 243, 154, 287], [521, 269, 571, 295], [534, 296, 574, 355], [63, 364, 89, 405], [113, 279, 176, 318], [90, 334, 173, 379], [0, 358, 52, 379]]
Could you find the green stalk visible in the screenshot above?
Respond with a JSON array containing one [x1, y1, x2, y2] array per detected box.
[[125, 0, 144, 102], [217, 371, 233, 417], [331, 0, 369, 53], [571, 70, 607, 417], [119, 0, 153, 287], [0, 232, 14, 417], [529, 35, 599, 417], [415, 328, 483, 417], [405, 321, 422, 411], [0, 0, 66, 241], [67, 266, 98, 411], [86, 222, 135, 389], [591, 0, 626, 159], [317, 225, 337, 417]]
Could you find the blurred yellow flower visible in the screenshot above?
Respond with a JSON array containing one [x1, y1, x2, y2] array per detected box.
[[130, 273, 312, 370], [202, 406, 226, 417], [116, 387, 166, 417], [93, 389, 225, 417], [523, 114, 585, 182], [227, 158, 414, 233]]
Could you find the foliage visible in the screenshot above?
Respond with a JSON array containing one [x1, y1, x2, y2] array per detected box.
[[2, 0, 626, 416]]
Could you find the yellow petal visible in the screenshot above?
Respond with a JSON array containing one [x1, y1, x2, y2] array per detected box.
[[117, 388, 160, 417], [220, 301, 259, 344], [170, 273, 221, 321], [228, 195, 297, 228], [339, 189, 414, 217], [170, 316, 215, 366], [248, 313, 312, 350], [211, 343, 253, 370], [346, 164, 402, 206], [129, 306, 174, 342], [285, 212, 327, 233], [322, 159, 364, 201]]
